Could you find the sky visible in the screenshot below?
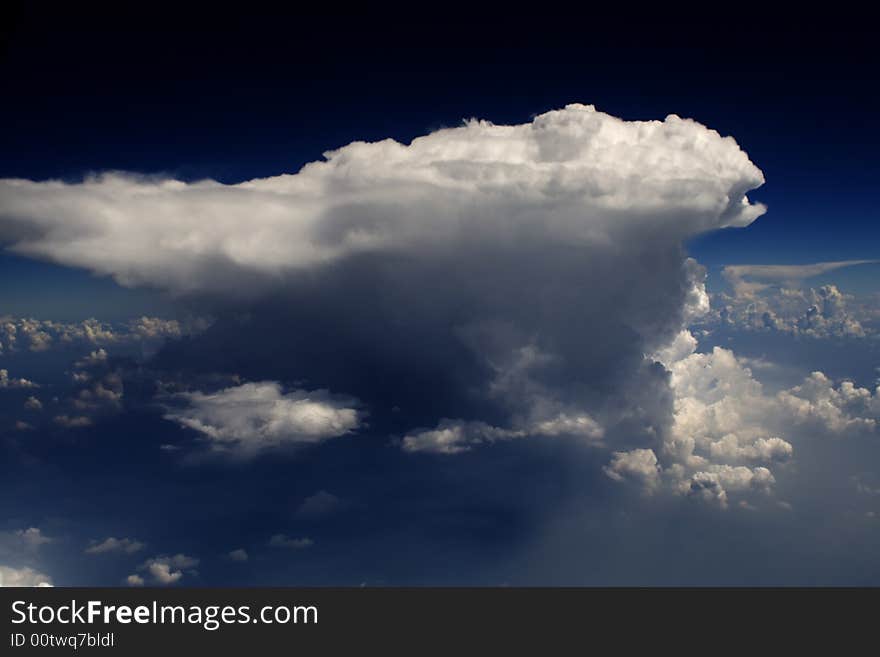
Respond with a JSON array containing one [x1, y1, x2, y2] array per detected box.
[[1, 5, 879, 587]]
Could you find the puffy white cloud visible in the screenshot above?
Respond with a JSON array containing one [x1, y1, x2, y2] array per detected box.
[[651, 328, 699, 368], [146, 563, 182, 584], [71, 373, 124, 412], [679, 465, 775, 507], [164, 382, 360, 457], [268, 535, 313, 549], [137, 554, 199, 585], [24, 395, 42, 411], [0, 529, 54, 588], [646, 340, 793, 506], [706, 436, 793, 463], [85, 537, 145, 555], [0, 369, 38, 389], [706, 259, 880, 339], [128, 316, 186, 340], [74, 348, 108, 367], [623, 328, 880, 507], [603, 449, 661, 491], [125, 574, 144, 587], [710, 284, 871, 338], [0, 316, 203, 355], [49, 365, 124, 429], [777, 372, 879, 433], [683, 258, 711, 323], [0, 565, 53, 587]]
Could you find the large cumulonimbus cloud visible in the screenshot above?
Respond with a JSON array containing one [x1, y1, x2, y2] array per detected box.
[[0, 105, 769, 486]]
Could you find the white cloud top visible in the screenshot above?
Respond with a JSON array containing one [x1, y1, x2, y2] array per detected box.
[[0, 104, 764, 294]]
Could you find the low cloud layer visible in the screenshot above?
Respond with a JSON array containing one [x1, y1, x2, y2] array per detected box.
[[0, 369, 38, 389], [722, 260, 877, 298], [707, 283, 873, 338], [0, 315, 200, 354]]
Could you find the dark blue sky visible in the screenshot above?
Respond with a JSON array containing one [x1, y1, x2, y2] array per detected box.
[[2, 5, 879, 587]]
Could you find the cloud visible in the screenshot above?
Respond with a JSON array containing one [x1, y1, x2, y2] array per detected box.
[[136, 554, 199, 585], [296, 490, 344, 518], [71, 374, 124, 412], [0, 316, 204, 355], [24, 396, 42, 411], [611, 329, 880, 507], [85, 537, 145, 555], [0, 104, 764, 295], [649, 337, 796, 506], [401, 412, 604, 454], [14, 527, 52, 549], [722, 260, 877, 298], [164, 382, 360, 457], [1, 105, 769, 493], [0, 527, 53, 552], [0, 565, 53, 587], [227, 548, 248, 562], [0, 528, 52, 586], [776, 371, 879, 433], [0, 318, 52, 352], [603, 449, 662, 490], [0, 369, 38, 389], [74, 348, 108, 367], [707, 283, 872, 338], [268, 535, 313, 549], [145, 562, 180, 584], [53, 414, 93, 428], [125, 574, 144, 587]]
